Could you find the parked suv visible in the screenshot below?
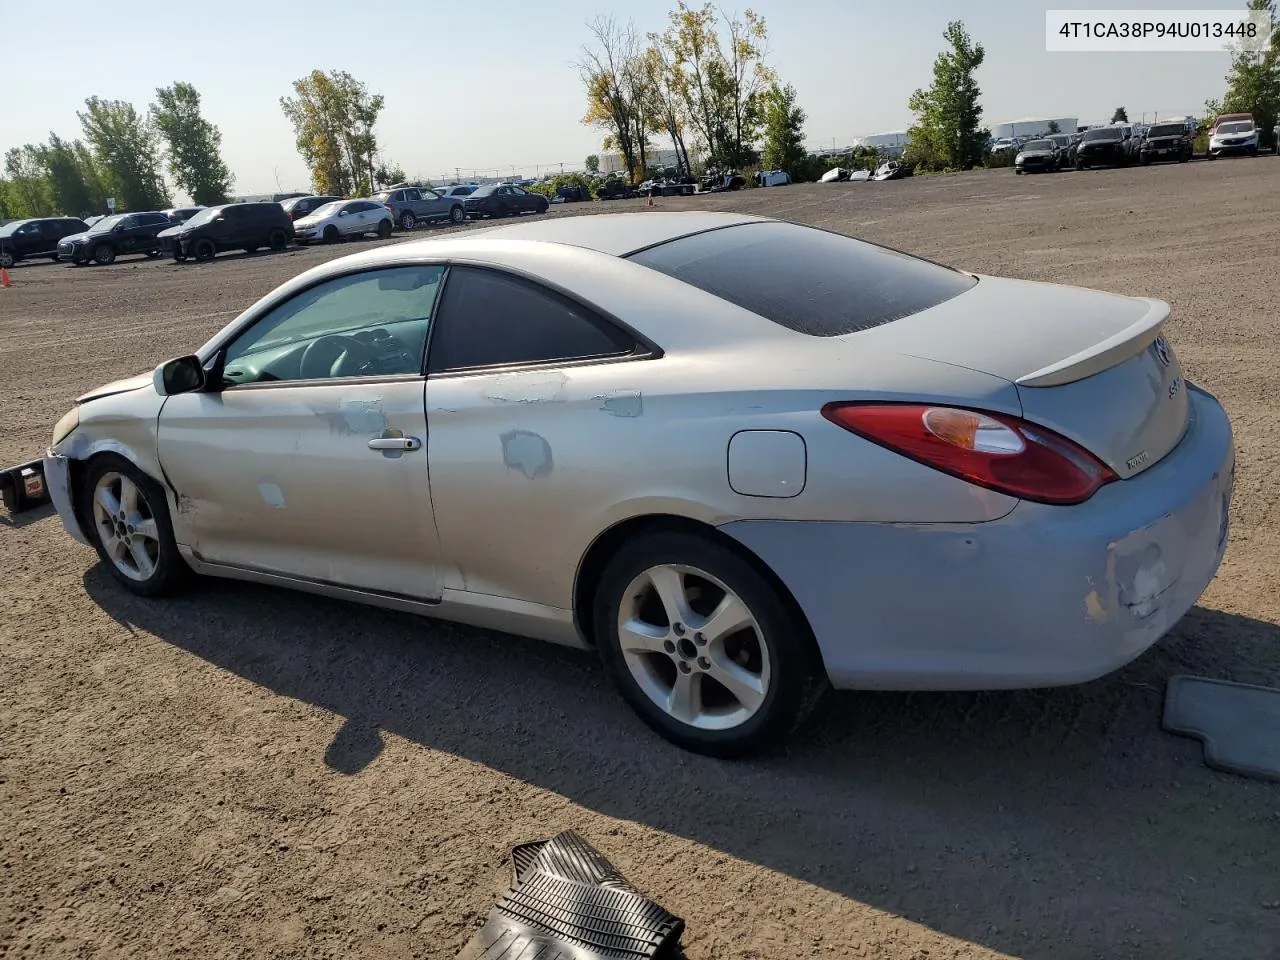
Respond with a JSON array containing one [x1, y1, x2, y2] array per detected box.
[[0, 217, 90, 268], [280, 195, 343, 222], [1208, 119, 1260, 158], [160, 202, 294, 262], [1139, 122, 1194, 164], [370, 185, 466, 230], [58, 211, 172, 265], [1075, 125, 1137, 169]]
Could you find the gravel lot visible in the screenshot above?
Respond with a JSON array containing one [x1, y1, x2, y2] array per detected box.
[[3, 159, 1279, 960]]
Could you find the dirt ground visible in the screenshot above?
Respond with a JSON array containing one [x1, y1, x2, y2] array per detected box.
[[2, 159, 1279, 960]]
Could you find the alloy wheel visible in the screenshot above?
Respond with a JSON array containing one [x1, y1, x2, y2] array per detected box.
[[616, 563, 771, 731], [91, 472, 161, 582]]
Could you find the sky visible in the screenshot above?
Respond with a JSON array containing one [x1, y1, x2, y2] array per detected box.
[[2, 0, 1237, 197]]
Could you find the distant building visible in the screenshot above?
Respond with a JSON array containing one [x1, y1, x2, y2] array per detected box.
[[852, 131, 911, 156], [598, 149, 682, 174], [989, 117, 1078, 140]]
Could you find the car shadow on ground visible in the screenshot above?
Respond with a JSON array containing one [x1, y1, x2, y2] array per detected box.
[[0, 502, 55, 528], [82, 568, 1280, 959]]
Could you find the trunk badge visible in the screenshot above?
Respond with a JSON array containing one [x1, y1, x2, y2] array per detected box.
[[1126, 450, 1151, 472], [1153, 335, 1172, 366]]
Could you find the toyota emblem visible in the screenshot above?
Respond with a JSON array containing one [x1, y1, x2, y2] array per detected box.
[[1153, 335, 1172, 366]]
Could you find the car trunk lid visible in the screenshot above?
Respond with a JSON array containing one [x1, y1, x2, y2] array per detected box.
[[844, 275, 1189, 479]]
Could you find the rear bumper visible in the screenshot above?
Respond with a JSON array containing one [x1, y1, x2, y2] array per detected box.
[[720, 384, 1235, 691]]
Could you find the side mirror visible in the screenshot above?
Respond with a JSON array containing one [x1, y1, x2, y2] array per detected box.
[[338, 210, 348, 217], [153, 355, 205, 396], [113, 223, 125, 233]]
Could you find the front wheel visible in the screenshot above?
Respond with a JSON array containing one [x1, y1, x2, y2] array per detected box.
[[0, 251, 14, 269], [93, 243, 116, 266], [376, 219, 393, 239], [194, 239, 216, 261], [323, 225, 339, 244], [449, 205, 465, 224], [83, 454, 188, 597], [593, 530, 828, 757]]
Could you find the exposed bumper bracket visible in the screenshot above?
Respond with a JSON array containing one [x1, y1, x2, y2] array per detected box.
[[0, 458, 52, 515]]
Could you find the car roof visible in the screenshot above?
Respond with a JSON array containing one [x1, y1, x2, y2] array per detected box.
[[451, 211, 767, 256]]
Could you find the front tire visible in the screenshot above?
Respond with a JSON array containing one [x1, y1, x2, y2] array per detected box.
[[194, 239, 216, 261], [449, 205, 465, 224], [83, 455, 188, 597], [593, 529, 827, 757], [377, 219, 393, 239], [93, 244, 116, 265], [323, 225, 339, 244], [0, 251, 14, 269]]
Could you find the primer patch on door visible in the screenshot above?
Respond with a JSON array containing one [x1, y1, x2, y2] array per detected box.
[[258, 482, 286, 509]]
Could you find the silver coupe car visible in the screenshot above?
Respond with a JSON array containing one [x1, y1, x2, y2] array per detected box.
[[40, 212, 1236, 756]]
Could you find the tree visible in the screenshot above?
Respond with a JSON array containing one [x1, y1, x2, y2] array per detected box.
[[585, 154, 601, 174], [580, 16, 646, 182], [3, 146, 54, 216], [638, 41, 691, 173], [281, 70, 385, 196], [906, 21, 988, 171], [39, 134, 104, 216], [660, 2, 774, 168], [1046, 119, 1061, 134], [372, 157, 406, 188], [1111, 106, 1129, 122], [78, 97, 171, 210], [759, 83, 807, 176], [1204, 0, 1280, 147], [150, 82, 234, 205]]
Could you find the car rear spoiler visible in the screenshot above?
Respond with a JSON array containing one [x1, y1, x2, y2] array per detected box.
[[1015, 297, 1170, 388], [0, 457, 51, 514]]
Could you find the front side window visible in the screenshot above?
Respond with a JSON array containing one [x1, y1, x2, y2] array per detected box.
[[221, 266, 446, 387], [428, 267, 636, 373]]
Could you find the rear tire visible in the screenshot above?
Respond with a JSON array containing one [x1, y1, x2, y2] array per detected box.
[[268, 229, 288, 251], [593, 529, 828, 758], [82, 454, 189, 598]]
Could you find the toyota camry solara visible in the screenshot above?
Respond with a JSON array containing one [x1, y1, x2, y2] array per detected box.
[[42, 212, 1235, 756]]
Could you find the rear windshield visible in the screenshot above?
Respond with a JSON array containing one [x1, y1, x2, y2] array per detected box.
[[1148, 124, 1184, 137], [627, 221, 977, 337], [1022, 140, 1053, 151]]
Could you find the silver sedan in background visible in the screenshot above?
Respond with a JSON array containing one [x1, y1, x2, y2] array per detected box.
[[41, 212, 1235, 756]]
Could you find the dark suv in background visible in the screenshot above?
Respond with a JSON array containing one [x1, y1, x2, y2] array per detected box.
[[160, 202, 295, 262], [1074, 125, 1138, 169], [0, 217, 90, 268], [281, 195, 343, 222], [58, 211, 172, 265], [1140, 122, 1194, 164]]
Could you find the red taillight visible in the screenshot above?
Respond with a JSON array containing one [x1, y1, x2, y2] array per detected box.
[[821, 402, 1117, 505]]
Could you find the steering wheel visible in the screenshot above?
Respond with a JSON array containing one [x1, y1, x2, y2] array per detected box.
[[298, 335, 378, 380]]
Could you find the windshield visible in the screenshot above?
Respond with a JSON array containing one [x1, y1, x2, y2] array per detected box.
[[183, 207, 220, 228], [1218, 121, 1254, 134], [1083, 128, 1120, 142], [89, 215, 126, 234], [308, 201, 344, 219], [470, 186, 497, 196], [1148, 124, 1184, 138], [0, 220, 27, 238], [1022, 140, 1053, 151]]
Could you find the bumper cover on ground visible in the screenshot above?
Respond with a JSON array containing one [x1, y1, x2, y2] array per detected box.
[[721, 385, 1235, 691]]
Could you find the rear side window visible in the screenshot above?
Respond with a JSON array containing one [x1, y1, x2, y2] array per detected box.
[[627, 221, 977, 337], [428, 267, 636, 372]]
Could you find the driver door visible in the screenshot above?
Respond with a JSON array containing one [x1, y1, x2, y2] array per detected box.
[[156, 264, 447, 600]]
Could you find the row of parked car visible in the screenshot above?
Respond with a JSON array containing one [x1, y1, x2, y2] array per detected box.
[[0, 181, 554, 269], [1014, 113, 1265, 174]]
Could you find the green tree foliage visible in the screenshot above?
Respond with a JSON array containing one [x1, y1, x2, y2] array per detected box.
[[1046, 119, 1061, 134], [905, 21, 987, 172], [150, 82, 234, 205], [638, 41, 692, 174], [3, 146, 54, 216], [585, 154, 601, 173], [40, 134, 105, 215], [281, 70, 385, 196], [580, 16, 649, 182], [373, 159, 407, 189], [1205, 0, 1280, 146], [1111, 106, 1129, 122], [660, 2, 773, 168], [759, 83, 807, 176], [78, 97, 171, 210]]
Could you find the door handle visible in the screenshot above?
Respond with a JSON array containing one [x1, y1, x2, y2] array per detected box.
[[368, 436, 422, 451]]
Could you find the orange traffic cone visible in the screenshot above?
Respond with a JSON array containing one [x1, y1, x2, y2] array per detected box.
[[647, 191, 654, 207], [0, 267, 10, 289]]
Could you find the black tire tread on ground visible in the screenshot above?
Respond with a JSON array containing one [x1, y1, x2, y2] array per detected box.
[[456, 830, 683, 959]]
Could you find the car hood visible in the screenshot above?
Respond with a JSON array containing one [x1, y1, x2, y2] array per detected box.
[[60, 231, 94, 245], [157, 225, 185, 239], [1080, 138, 1121, 146], [76, 372, 155, 405], [294, 216, 324, 227]]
